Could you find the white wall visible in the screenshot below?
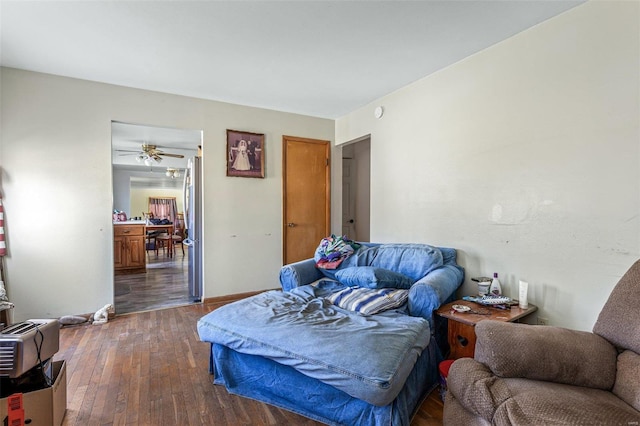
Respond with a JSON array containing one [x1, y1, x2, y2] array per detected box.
[[336, 1, 639, 331], [130, 187, 184, 219], [112, 167, 185, 217], [0, 69, 334, 321]]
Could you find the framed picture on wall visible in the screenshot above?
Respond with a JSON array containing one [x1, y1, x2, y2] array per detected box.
[[226, 129, 265, 178]]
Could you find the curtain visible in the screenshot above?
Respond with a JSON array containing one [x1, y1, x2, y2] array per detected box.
[[148, 197, 178, 223]]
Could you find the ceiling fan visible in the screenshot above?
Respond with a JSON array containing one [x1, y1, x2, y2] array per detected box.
[[118, 143, 184, 166]]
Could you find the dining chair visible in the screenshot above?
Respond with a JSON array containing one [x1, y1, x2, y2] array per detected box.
[[172, 213, 186, 256], [155, 232, 172, 257], [145, 230, 160, 257]]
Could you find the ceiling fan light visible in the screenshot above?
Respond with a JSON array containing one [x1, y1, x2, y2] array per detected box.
[[165, 168, 181, 178], [136, 155, 144, 163], [144, 158, 153, 166]]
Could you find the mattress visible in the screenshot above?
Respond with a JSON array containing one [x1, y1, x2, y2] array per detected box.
[[197, 284, 431, 406]]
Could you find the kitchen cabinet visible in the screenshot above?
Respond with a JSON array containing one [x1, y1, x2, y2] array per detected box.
[[114, 224, 146, 273]]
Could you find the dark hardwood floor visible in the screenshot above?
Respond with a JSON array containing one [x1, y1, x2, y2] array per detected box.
[[56, 302, 444, 425], [115, 244, 193, 315]]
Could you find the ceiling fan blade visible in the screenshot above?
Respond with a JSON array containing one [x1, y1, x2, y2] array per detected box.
[[158, 153, 185, 158]]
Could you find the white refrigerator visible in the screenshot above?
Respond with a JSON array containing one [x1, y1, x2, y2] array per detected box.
[[183, 156, 203, 301]]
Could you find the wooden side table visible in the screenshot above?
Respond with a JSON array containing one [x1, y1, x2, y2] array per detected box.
[[436, 300, 537, 359]]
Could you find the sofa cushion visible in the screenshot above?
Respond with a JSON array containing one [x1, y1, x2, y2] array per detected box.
[[313, 243, 444, 282], [612, 350, 640, 411], [326, 287, 409, 315], [334, 266, 414, 289], [593, 259, 640, 354], [493, 378, 640, 425], [447, 358, 640, 425], [352, 244, 444, 281]]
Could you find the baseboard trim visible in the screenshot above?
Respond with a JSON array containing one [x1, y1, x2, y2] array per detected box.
[[202, 289, 279, 308]]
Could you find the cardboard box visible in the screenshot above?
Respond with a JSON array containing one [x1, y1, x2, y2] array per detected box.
[[1, 360, 67, 426]]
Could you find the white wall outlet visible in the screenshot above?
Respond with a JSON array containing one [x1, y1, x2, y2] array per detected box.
[[538, 317, 549, 326]]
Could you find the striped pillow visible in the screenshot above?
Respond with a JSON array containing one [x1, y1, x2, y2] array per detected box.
[[326, 287, 409, 316]]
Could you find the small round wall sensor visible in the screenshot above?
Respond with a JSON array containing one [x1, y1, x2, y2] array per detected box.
[[374, 106, 384, 119]]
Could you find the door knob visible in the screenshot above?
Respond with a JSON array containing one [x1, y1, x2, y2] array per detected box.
[[348, 219, 354, 223], [287, 223, 296, 227]]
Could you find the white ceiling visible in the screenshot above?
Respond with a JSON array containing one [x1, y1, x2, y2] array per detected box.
[[111, 121, 200, 188], [0, 0, 583, 119], [111, 121, 201, 167]]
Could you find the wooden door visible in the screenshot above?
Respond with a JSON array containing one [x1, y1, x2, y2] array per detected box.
[[341, 158, 356, 238], [283, 136, 330, 265]]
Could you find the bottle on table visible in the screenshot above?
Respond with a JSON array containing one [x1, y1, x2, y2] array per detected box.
[[489, 272, 502, 296]]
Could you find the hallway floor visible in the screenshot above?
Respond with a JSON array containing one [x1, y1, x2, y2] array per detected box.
[[114, 245, 192, 315]]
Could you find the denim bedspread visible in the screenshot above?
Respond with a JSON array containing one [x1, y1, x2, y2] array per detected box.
[[197, 283, 431, 406]]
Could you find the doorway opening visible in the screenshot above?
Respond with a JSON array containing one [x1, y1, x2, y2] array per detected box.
[[342, 136, 371, 242], [111, 121, 203, 315]]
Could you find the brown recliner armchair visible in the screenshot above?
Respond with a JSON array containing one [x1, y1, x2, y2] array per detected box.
[[444, 260, 640, 425]]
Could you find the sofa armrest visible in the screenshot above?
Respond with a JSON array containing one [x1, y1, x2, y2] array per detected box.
[[447, 358, 509, 422], [474, 320, 618, 389], [279, 258, 324, 291], [408, 264, 464, 321]]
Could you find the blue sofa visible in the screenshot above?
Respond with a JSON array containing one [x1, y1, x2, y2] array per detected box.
[[198, 242, 464, 425]]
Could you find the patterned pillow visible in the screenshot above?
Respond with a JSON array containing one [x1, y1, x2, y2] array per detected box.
[[326, 287, 409, 315], [334, 266, 414, 289]]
